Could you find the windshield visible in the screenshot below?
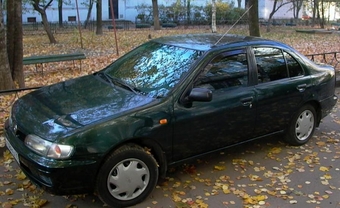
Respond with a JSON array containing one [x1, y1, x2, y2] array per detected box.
[[103, 41, 202, 98]]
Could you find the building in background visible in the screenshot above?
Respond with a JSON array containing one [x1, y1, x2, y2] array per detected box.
[[18, 0, 340, 24], [21, 0, 209, 23]]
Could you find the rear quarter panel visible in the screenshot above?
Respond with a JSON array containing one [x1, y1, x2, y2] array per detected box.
[[303, 58, 337, 119]]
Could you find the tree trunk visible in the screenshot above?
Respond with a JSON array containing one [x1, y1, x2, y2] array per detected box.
[[320, 0, 325, 28], [211, 0, 217, 33], [152, 0, 161, 30], [245, 0, 249, 9], [6, 0, 15, 75], [84, 0, 94, 29], [266, 0, 291, 33], [186, 0, 191, 24], [6, 0, 24, 88], [32, 0, 57, 44], [0, 1, 14, 90], [58, 0, 63, 27], [248, 0, 260, 37], [237, 0, 242, 8], [266, 14, 274, 33], [41, 12, 57, 43], [311, 0, 317, 27], [293, 0, 303, 19], [316, 2, 321, 27], [13, 0, 24, 87], [266, 0, 280, 33], [96, 0, 103, 35]]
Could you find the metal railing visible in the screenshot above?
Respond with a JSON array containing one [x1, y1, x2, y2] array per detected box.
[[0, 86, 41, 94], [305, 51, 340, 70]]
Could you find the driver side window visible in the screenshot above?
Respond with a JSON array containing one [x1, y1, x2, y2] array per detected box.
[[195, 51, 248, 91]]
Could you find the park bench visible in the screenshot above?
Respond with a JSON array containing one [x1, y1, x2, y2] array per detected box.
[[106, 20, 133, 30], [23, 52, 86, 75], [285, 22, 296, 26]]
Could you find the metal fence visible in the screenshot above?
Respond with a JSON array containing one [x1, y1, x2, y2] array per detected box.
[[305, 51, 340, 70]]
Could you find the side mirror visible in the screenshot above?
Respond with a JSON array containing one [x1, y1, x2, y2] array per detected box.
[[188, 88, 212, 102]]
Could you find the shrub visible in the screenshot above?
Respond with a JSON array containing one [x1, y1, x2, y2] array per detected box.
[[203, 1, 246, 25]]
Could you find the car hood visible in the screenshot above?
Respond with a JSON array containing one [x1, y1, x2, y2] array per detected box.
[[12, 74, 155, 141]]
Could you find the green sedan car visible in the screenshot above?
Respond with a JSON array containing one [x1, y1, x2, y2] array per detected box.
[[4, 34, 338, 207]]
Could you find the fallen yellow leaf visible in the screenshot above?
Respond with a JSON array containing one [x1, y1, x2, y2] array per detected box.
[[214, 165, 226, 171], [222, 185, 231, 194], [324, 173, 332, 179], [15, 170, 27, 180], [319, 166, 330, 172]]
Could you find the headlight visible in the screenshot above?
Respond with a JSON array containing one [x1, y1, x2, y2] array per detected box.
[[25, 135, 74, 159]]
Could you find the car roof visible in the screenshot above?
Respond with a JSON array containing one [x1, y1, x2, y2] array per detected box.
[[151, 33, 270, 51]]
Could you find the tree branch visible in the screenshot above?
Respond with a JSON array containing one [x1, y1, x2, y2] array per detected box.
[[44, 0, 54, 10]]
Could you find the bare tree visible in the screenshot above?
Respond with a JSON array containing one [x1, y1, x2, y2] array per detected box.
[[186, 0, 191, 24], [31, 0, 57, 44], [0, 1, 15, 90], [266, 0, 292, 32], [245, 0, 250, 9], [96, 0, 103, 34], [84, 0, 95, 29], [311, 0, 319, 27], [291, 0, 304, 19], [7, 0, 24, 88], [248, 0, 260, 36], [58, 0, 72, 27], [320, 0, 325, 28], [58, 0, 63, 27], [237, 0, 242, 8], [152, 0, 161, 30], [211, 0, 217, 33]]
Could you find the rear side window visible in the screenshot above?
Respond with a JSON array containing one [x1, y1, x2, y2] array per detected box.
[[254, 47, 304, 83], [283, 51, 304, 77], [254, 47, 288, 83]]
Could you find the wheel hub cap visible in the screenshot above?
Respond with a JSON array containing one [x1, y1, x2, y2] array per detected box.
[[295, 110, 314, 141], [107, 159, 150, 201]]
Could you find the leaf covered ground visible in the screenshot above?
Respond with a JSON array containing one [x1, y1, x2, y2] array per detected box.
[[0, 26, 339, 207]]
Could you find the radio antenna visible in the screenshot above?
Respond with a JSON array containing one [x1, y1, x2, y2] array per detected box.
[[214, 5, 253, 45]]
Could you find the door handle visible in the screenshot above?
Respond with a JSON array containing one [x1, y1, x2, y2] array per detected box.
[[241, 97, 253, 108], [297, 84, 307, 92]]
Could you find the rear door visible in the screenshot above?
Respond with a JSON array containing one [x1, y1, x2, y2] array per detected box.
[[251, 46, 312, 136], [172, 48, 257, 161]]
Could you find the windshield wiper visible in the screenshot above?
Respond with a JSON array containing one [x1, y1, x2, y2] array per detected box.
[[98, 72, 115, 87], [99, 72, 142, 95]]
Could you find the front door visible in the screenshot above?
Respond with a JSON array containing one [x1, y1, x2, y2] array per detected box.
[[172, 49, 257, 161]]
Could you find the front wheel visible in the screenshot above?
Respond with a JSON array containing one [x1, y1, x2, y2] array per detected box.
[[284, 104, 316, 146], [96, 144, 159, 207]]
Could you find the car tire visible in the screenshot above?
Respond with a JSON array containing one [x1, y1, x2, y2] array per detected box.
[[285, 104, 316, 146], [95, 143, 159, 207]]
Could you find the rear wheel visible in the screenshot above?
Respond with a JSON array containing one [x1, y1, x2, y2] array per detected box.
[[96, 144, 158, 207], [285, 104, 316, 146]]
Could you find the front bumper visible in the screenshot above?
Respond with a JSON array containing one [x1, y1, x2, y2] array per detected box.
[[4, 119, 99, 195]]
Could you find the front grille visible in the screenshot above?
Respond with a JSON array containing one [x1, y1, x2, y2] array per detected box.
[[20, 155, 53, 185], [15, 129, 27, 142], [9, 115, 27, 142]]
